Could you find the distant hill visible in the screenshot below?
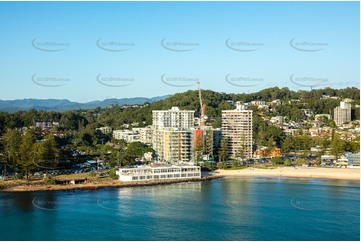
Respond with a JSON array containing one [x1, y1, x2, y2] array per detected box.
[[0, 95, 170, 113]]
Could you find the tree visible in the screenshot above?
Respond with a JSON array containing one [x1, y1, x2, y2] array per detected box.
[[211, 117, 222, 128], [3, 129, 21, 175], [345, 136, 360, 153], [284, 159, 291, 166], [203, 161, 215, 171], [218, 137, 228, 162], [218, 161, 227, 169], [328, 119, 336, 128], [42, 134, 59, 161], [271, 156, 284, 165], [266, 139, 276, 155], [119, 142, 154, 167], [282, 136, 294, 156], [320, 135, 330, 155], [19, 129, 36, 180], [0, 112, 10, 135], [231, 160, 239, 168], [295, 158, 308, 166], [193, 131, 203, 164], [330, 133, 346, 162], [33, 134, 59, 168], [108, 168, 118, 179], [204, 129, 213, 159]]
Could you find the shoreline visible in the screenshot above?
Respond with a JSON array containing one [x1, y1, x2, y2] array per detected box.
[[215, 167, 360, 181], [1, 167, 359, 192], [0, 175, 224, 193]]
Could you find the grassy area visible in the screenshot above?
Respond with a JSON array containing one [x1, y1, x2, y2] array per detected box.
[[252, 166, 277, 169], [225, 166, 249, 170], [0, 179, 41, 186], [54, 173, 91, 179], [223, 164, 286, 170], [54, 172, 112, 180], [0, 172, 111, 184]]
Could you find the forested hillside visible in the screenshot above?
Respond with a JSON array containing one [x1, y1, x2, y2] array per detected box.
[[0, 87, 359, 135]]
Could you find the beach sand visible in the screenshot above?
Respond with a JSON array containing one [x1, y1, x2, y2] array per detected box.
[[2, 167, 359, 192], [216, 167, 360, 180]]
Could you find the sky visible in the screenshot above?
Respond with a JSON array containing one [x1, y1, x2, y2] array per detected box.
[[0, 1, 359, 102]]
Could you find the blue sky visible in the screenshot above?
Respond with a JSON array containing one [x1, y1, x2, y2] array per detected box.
[[0, 1, 359, 102]]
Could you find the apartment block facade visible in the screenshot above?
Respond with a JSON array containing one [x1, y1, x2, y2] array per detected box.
[[132, 126, 153, 145], [112, 130, 140, 143], [222, 101, 253, 160], [152, 107, 195, 161], [152, 107, 194, 130], [334, 101, 352, 126], [157, 128, 194, 162]]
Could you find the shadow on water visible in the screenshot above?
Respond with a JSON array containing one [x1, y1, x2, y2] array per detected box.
[[0, 192, 36, 217]]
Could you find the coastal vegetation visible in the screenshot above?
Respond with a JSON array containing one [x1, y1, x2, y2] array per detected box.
[[0, 87, 360, 180]]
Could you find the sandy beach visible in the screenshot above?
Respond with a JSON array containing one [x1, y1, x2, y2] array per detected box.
[[1, 167, 359, 192], [216, 167, 360, 180]]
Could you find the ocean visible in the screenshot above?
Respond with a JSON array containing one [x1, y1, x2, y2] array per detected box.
[[0, 177, 359, 241]]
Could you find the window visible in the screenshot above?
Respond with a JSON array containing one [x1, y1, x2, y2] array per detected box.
[[154, 175, 159, 179], [132, 176, 139, 180]]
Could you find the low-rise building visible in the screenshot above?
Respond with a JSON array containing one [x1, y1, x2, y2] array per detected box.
[[270, 116, 287, 124], [258, 104, 269, 110], [314, 114, 332, 121], [301, 109, 313, 117], [143, 152, 153, 161], [250, 100, 266, 106], [284, 128, 300, 137], [271, 99, 282, 106], [112, 130, 140, 143], [346, 152, 360, 168], [132, 126, 153, 144], [95, 126, 112, 134], [321, 155, 336, 166], [116, 165, 201, 181], [35, 121, 59, 130]]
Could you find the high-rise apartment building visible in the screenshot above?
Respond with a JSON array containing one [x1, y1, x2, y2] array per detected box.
[[152, 107, 195, 161], [157, 128, 193, 162], [152, 107, 194, 130], [334, 101, 352, 126], [222, 101, 253, 160]]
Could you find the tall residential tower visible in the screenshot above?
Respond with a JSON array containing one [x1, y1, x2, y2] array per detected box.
[[334, 100, 352, 126], [222, 101, 253, 160], [152, 107, 195, 162]]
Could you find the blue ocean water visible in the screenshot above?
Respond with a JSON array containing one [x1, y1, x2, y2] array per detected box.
[[0, 177, 359, 241]]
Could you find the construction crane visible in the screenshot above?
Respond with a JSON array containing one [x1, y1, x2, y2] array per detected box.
[[195, 81, 212, 162], [196, 81, 207, 127]]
